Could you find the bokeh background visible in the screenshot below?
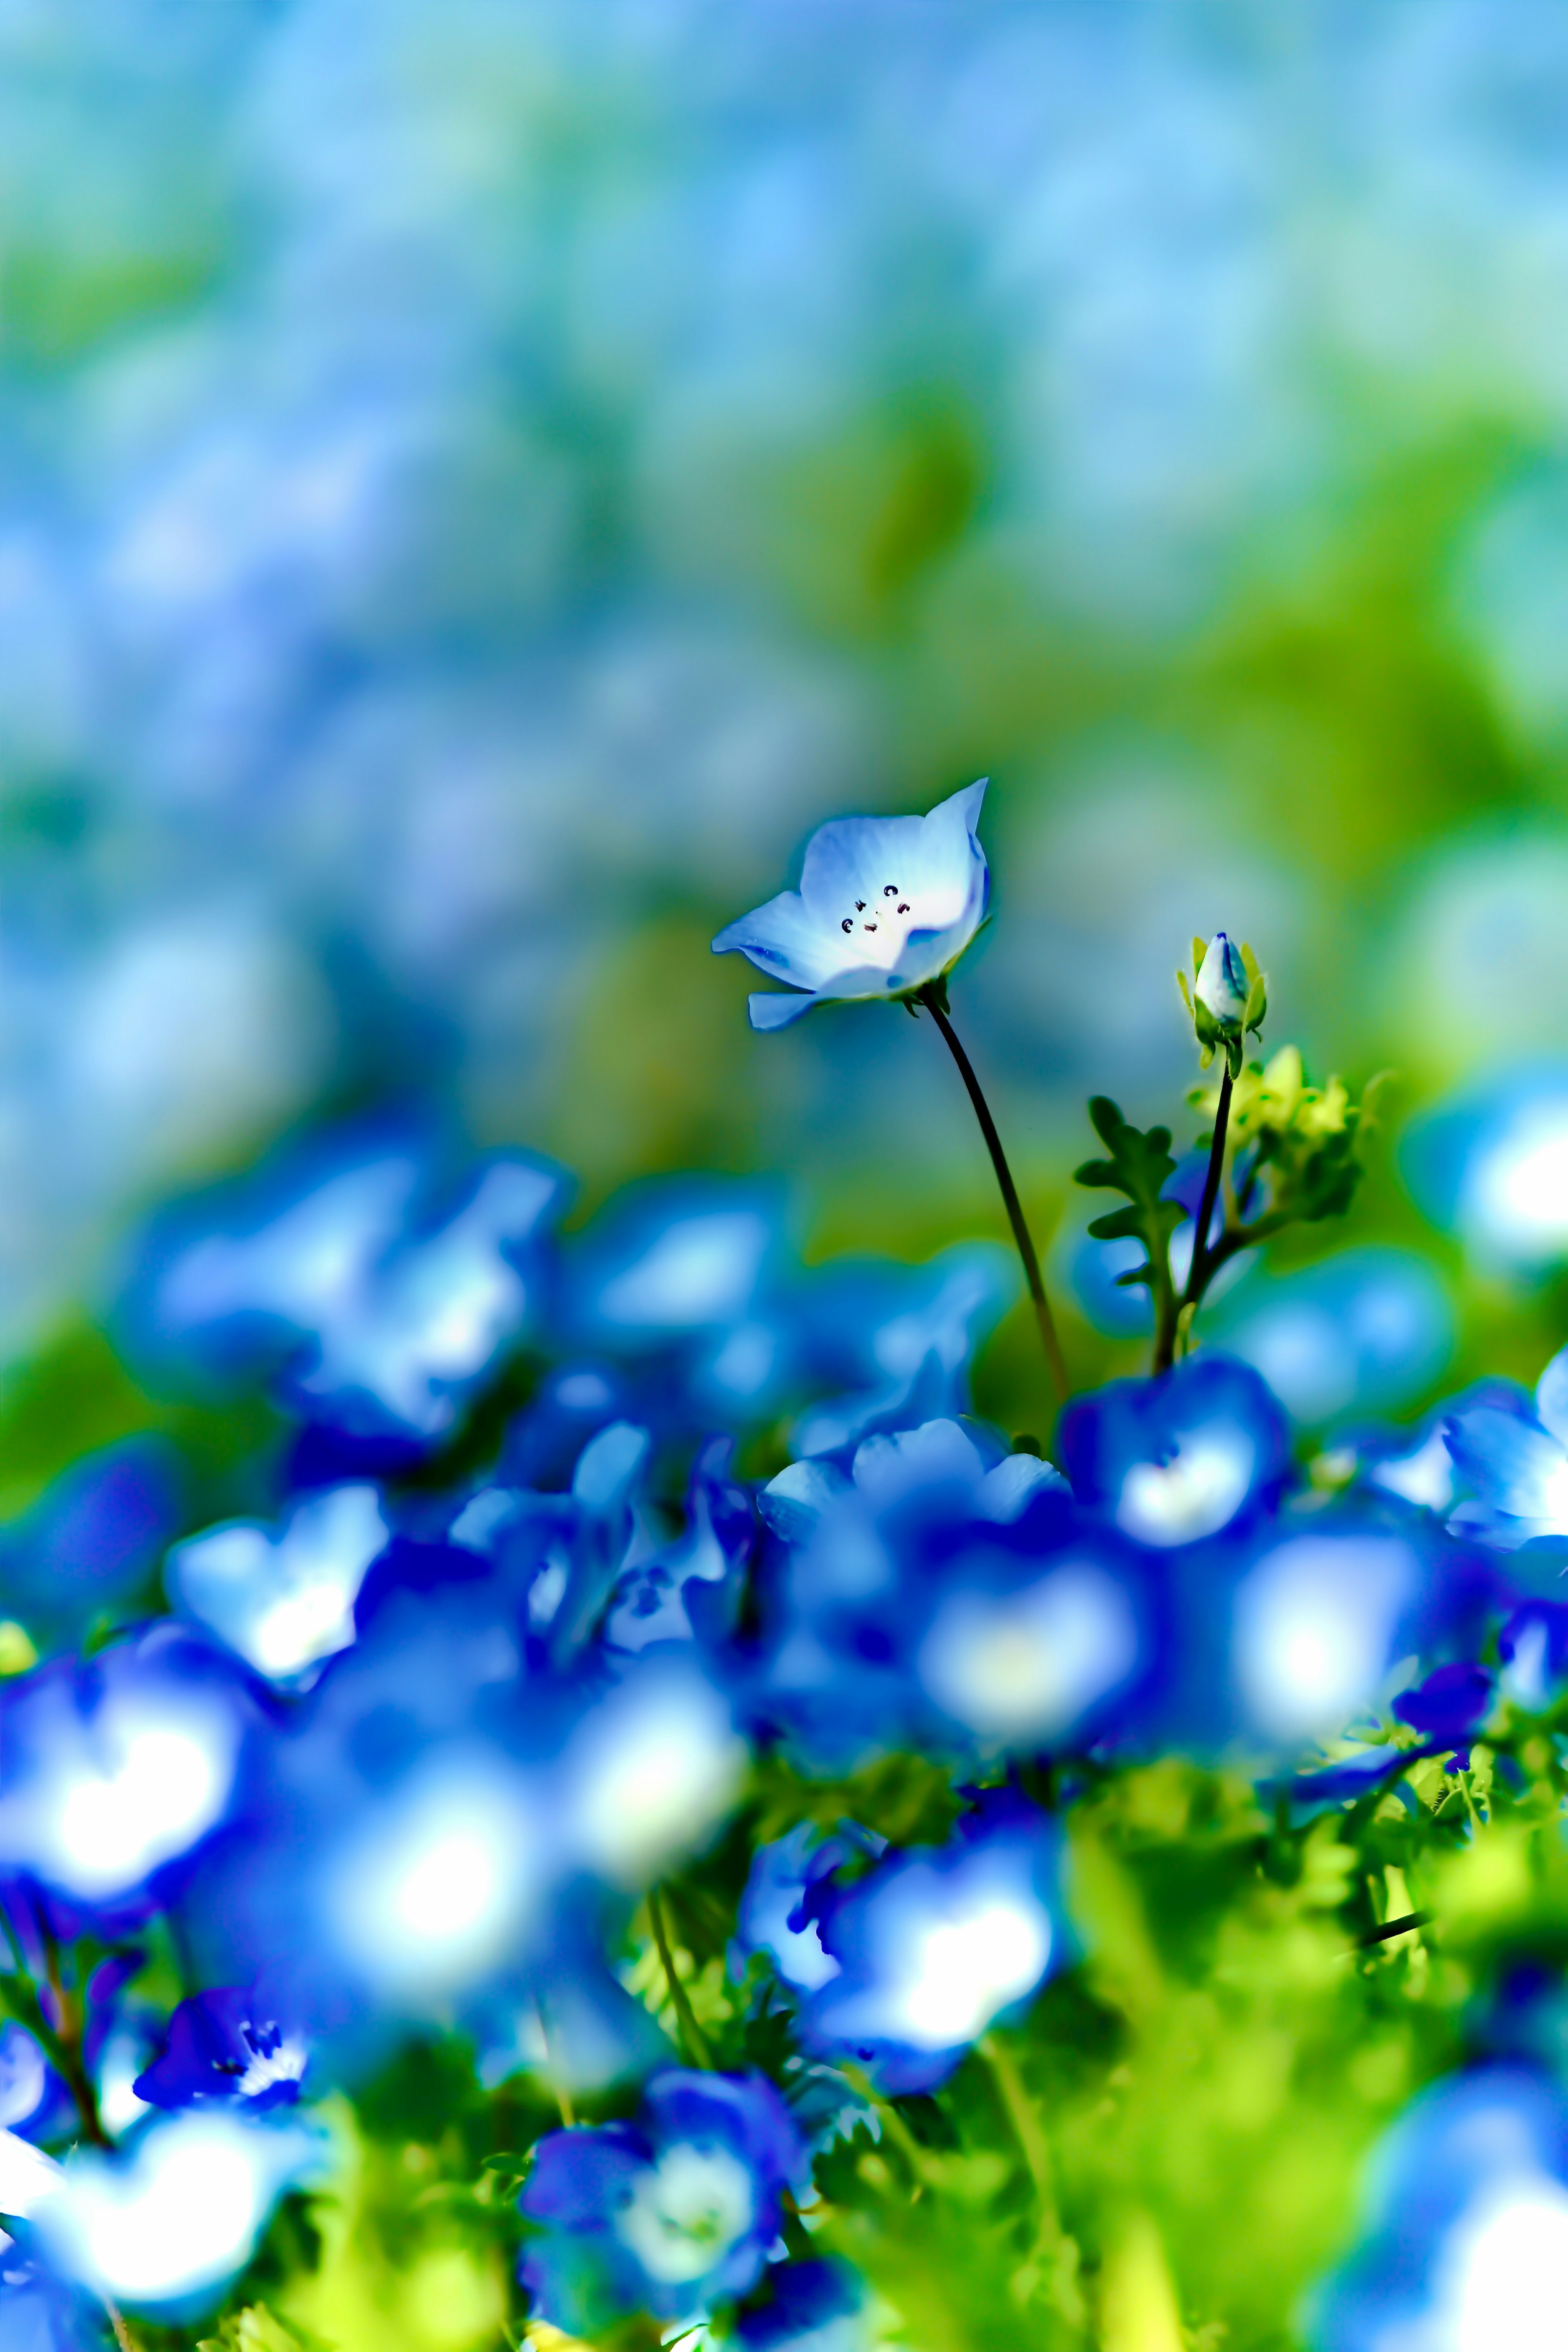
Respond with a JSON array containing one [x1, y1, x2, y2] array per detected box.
[[9, 0, 1568, 1508]]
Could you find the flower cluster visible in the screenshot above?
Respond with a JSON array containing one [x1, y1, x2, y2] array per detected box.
[[7, 795, 1568, 2351]]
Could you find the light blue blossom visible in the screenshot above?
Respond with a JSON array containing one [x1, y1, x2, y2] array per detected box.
[[1446, 1343, 1568, 1553], [713, 781, 990, 1029], [167, 1483, 390, 1686], [760, 1415, 1065, 1546]]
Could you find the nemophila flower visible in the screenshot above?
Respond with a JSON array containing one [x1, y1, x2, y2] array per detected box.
[[733, 1824, 886, 1996], [546, 1657, 748, 1894], [1393, 1662, 1495, 1769], [1225, 1516, 1490, 1757], [0, 1628, 257, 1927], [713, 780, 990, 1030], [734, 2257, 870, 2352], [1402, 1064, 1568, 1275], [31, 2110, 320, 2319], [1214, 1248, 1456, 1428], [604, 1439, 757, 1655], [760, 1416, 1065, 1547], [134, 1989, 307, 2113], [0, 2027, 71, 2148], [789, 1243, 1018, 1437], [1060, 1356, 1291, 1549], [799, 1795, 1069, 2094], [1446, 1344, 1568, 1559], [519, 2069, 809, 2334], [0, 1438, 180, 1646], [122, 1125, 566, 1441], [1307, 2067, 1568, 2352], [1499, 1601, 1568, 1711], [167, 1482, 390, 1686]]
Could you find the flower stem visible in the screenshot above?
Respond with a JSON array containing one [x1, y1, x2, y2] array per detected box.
[[979, 2034, 1057, 2232], [1161, 1057, 1234, 1366], [919, 987, 1069, 1404], [646, 1887, 712, 2069]]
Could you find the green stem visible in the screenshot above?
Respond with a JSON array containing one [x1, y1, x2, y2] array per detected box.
[[919, 986, 1070, 1405], [646, 1888, 712, 2069], [34, 1913, 110, 2150], [1178, 1058, 1234, 1319], [979, 2034, 1059, 2239]]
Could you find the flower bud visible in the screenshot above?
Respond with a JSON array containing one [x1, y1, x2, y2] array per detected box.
[[1195, 933, 1249, 1032]]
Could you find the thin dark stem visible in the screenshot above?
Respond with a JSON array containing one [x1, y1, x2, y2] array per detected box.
[[919, 987, 1069, 1404], [34, 1909, 110, 2150], [1178, 1059, 1234, 1319], [646, 1887, 712, 2069]]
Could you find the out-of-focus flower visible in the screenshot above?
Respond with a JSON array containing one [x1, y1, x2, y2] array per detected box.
[[1446, 1344, 1568, 1556], [712, 781, 989, 1031], [735, 2257, 871, 2352], [1392, 1662, 1494, 1768], [800, 1795, 1068, 2093], [733, 1824, 885, 1997], [1498, 1600, 1568, 1711], [1213, 1248, 1456, 1427], [0, 1439, 182, 1646], [1403, 1067, 1568, 1275], [760, 1415, 1064, 1546], [787, 1245, 1018, 1457], [167, 1483, 389, 1685], [1307, 2068, 1568, 2352], [0, 1628, 256, 1925], [548, 1659, 747, 1894], [33, 2110, 319, 2317], [123, 1128, 566, 1441], [1227, 1520, 1463, 1754], [0, 2025, 71, 2147], [519, 2069, 809, 2334], [604, 1439, 756, 1655], [133, 1989, 307, 2114], [1060, 1356, 1291, 1548]]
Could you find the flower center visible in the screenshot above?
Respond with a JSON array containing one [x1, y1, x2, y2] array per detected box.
[[838, 881, 914, 967]]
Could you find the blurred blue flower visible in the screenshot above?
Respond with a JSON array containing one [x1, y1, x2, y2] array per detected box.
[[1403, 1065, 1568, 1274], [0, 2028, 71, 2151], [519, 2068, 809, 2334], [735, 2257, 870, 2352], [1392, 1662, 1494, 1768], [167, 1483, 389, 1686], [1307, 2067, 1568, 2352], [1446, 1344, 1568, 1557], [1060, 1355, 1291, 1548], [604, 1439, 756, 1656], [733, 1824, 886, 1998], [0, 1627, 257, 1928], [123, 1126, 567, 1441], [0, 1440, 182, 1647], [32, 2108, 321, 2319], [133, 1990, 307, 2115], [800, 1794, 1069, 2094], [1499, 1600, 1568, 1711], [713, 781, 990, 1031], [1212, 1249, 1455, 1428], [761, 1415, 1065, 1546]]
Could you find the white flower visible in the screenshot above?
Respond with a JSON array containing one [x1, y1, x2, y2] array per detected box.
[[712, 780, 990, 1030], [1194, 932, 1250, 1031]]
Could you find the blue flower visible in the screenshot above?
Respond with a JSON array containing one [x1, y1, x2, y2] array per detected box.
[[1446, 1345, 1568, 1559], [1307, 2067, 1568, 2352], [735, 2258, 869, 2351], [733, 1824, 886, 1996], [799, 1795, 1070, 2094], [0, 1439, 181, 1650], [760, 1415, 1065, 1546], [1212, 1248, 1455, 1428], [1402, 1063, 1568, 1275], [1392, 1662, 1494, 1768], [133, 1990, 307, 2114], [1060, 1356, 1292, 1549], [519, 2069, 810, 2334], [0, 1628, 257, 1928], [167, 1483, 390, 1686], [122, 1125, 566, 1441], [0, 2027, 71, 2149], [1498, 1600, 1568, 1711], [713, 781, 989, 1030], [604, 1439, 757, 1655]]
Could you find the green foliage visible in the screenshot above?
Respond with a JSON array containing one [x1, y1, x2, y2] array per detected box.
[[1194, 1045, 1389, 1230], [1073, 1098, 1183, 1302]]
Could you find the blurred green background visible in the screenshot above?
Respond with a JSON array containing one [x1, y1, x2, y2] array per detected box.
[[8, 1, 1568, 1503]]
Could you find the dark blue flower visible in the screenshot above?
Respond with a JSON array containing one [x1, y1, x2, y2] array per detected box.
[[733, 1824, 885, 1996], [1060, 1356, 1291, 1549], [0, 1440, 181, 1650], [735, 2257, 868, 2350], [798, 1794, 1070, 2094], [133, 1990, 306, 2113], [1392, 1662, 1495, 1766], [519, 2069, 809, 2333]]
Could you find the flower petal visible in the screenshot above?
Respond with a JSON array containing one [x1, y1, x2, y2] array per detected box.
[[748, 990, 818, 1031], [713, 891, 845, 989]]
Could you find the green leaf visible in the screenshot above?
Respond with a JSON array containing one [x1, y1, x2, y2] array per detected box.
[[1074, 1099, 1183, 1298]]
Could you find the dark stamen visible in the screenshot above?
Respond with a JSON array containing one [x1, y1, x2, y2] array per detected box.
[[898, 902, 909, 913], [841, 918, 853, 933], [884, 883, 897, 896], [855, 900, 866, 911], [866, 923, 877, 933]]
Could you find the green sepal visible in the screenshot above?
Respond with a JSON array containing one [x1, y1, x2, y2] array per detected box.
[[1192, 936, 1207, 976], [1176, 969, 1194, 1019]]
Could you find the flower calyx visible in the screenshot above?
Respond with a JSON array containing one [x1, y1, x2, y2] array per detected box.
[[1177, 933, 1266, 1076]]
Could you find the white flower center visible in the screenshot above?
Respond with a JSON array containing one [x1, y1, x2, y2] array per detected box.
[[836, 881, 918, 970], [1115, 1428, 1256, 1546], [616, 2144, 755, 2284]]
